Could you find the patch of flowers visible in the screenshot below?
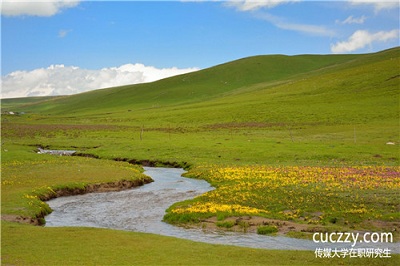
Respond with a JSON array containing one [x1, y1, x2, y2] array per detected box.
[[170, 165, 400, 226], [171, 202, 268, 215]]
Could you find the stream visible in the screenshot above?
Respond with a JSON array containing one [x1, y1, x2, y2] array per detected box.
[[45, 167, 399, 252]]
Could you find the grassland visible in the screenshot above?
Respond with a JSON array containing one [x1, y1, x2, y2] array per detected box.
[[3, 48, 398, 165], [1, 47, 399, 265], [5, 221, 399, 266], [164, 165, 399, 241]]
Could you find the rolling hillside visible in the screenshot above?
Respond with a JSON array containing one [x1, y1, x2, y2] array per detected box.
[[2, 48, 399, 266], [2, 47, 399, 165], [4, 52, 368, 115]]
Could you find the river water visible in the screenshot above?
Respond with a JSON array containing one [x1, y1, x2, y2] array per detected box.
[[45, 167, 399, 252]]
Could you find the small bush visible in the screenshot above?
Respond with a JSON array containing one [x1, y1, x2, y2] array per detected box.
[[238, 220, 250, 233], [216, 212, 230, 221], [257, 225, 278, 235], [216, 221, 235, 228], [163, 212, 203, 224]]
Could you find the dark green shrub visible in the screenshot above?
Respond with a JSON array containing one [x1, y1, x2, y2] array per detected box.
[[216, 221, 235, 228], [257, 225, 278, 235]]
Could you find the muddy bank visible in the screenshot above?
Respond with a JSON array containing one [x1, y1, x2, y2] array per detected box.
[[2, 214, 42, 225], [35, 147, 188, 169], [114, 157, 191, 169], [72, 152, 100, 159], [38, 178, 153, 202], [196, 216, 311, 235], [3, 177, 153, 226], [187, 216, 400, 242]]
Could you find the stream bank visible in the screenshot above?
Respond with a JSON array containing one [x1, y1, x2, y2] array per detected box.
[[45, 167, 400, 252]]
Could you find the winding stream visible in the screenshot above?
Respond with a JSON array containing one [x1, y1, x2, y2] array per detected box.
[[45, 167, 399, 252]]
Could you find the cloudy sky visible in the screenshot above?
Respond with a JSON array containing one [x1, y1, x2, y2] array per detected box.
[[1, 0, 399, 98]]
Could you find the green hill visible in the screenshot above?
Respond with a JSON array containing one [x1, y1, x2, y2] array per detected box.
[[9, 52, 364, 115], [2, 47, 399, 165]]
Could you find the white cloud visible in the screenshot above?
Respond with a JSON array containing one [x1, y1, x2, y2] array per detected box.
[[1, 0, 80, 17], [336, 15, 367, 25], [255, 12, 335, 37], [349, 0, 399, 12], [225, 0, 298, 11], [1, 64, 200, 99], [331, 29, 399, 53], [224, 1, 334, 36]]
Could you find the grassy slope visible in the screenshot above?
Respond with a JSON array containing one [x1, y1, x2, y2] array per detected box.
[[1, 96, 61, 110], [4, 47, 398, 166], [1, 48, 399, 265], [13, 53, 362, 115]]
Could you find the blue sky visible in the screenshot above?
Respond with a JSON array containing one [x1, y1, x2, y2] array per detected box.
[[1, 0, 399, 98]]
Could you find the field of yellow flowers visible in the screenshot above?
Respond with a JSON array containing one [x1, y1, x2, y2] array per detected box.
[[165, 165, 400, 236]]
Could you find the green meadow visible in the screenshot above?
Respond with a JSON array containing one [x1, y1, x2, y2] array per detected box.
[[1, 47, 399, 265]]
